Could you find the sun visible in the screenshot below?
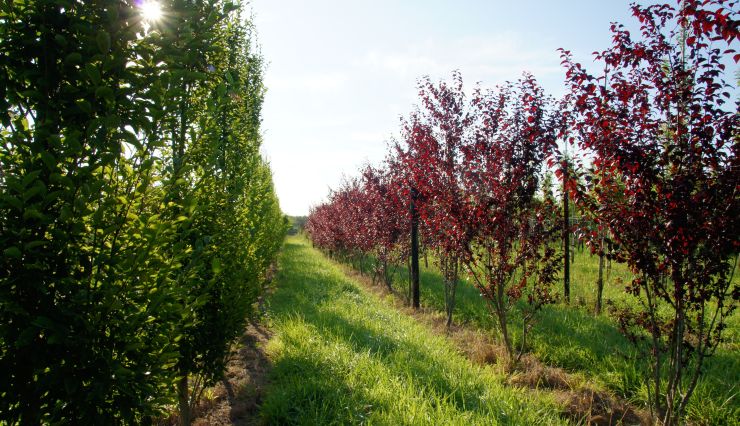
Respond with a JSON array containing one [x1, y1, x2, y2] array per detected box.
[[140, 1, 163, 23]]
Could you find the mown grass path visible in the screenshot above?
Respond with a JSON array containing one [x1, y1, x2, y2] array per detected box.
[[257, 235, 565, 425]]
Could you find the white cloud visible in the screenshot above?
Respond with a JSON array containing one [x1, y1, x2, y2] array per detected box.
[[361, 50, 438, 78], [357, 33, 562, 84], [266, 71, 350, 93], [348, 131, 389, 143]]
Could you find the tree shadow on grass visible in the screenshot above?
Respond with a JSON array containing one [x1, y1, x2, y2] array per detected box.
[[524, 305, 635, 372], [380, 250, 639, 385], [260, 240, 535, 425]]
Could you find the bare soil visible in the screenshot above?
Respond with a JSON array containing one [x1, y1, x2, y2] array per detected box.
[[157, 321, 273, 426], [193, 321, 273, 426]]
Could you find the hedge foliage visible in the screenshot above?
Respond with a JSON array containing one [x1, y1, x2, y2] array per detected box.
[[0, 0, 287, 423]]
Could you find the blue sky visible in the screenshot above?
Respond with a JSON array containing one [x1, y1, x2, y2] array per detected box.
[[250, 0, 662, 216]]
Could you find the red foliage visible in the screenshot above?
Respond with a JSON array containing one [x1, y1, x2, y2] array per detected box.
[[395, 71, 474, 260], [306, 5, 736, 416], [561, 0, 739, 421], [459, 74, 562, 363]]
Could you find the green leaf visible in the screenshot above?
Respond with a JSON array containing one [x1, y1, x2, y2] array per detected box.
[[59, 206, 72, 221], [76, 99, 92, 114], [22, 184, 43, 202], [39, 151, 56, 170], [4, 246, 21, 258], [1, 194, 22, 211], [22, 208, 45, 221], [114, 366, 134, 378], [122, 129, 143, 150], [224, 1, 239, 13], [125, 342, 144, 351], [85, 63, 101, 85], [193, 293, 210, 308], [65, 134, 83, 155], [21, 170, 42, 187], [104, 114, 120, 128], [188, 71, 208, 81], [211, 257, 222, 274], [31, 316, 57, 331], [95, 86, 114, 101], [24, 240, 47, 250], [216, 83, 227, 97], [64, 52, 82, 65], [15, 327, 36, 348], [96, 30, 111, 53], [54, 34, 67, 47]]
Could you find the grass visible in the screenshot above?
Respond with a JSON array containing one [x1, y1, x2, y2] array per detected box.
[[259, 235, 567, 425], [380, 246, 740, 425]]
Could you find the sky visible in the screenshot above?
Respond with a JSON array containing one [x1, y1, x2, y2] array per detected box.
[[249, 0, 663, 216]]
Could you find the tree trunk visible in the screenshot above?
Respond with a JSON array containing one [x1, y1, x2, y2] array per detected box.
[[444, 260, 458, 328], [495, 272, 514, 366], [383, 259, 393, 291], [498, 303, 513, 367], [410, 188, 420, 309], [596, 236, 605, 314], [563, 186, 570, 304], [446, 279, 457, 328], [407, 256, 412, 304], [178, 375, 190, 426]]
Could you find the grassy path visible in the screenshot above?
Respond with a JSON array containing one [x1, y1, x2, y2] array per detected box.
[[257, 235, 566, 425]]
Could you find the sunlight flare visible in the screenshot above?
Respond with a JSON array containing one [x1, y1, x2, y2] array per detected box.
[[139, 1, 163, 23]]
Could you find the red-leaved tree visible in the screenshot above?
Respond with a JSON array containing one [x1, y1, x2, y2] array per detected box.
[[461, 74, 562, 365], [561, 0, 738, 422], [360, 164, 408, 290], [396, 72, 475, 327]]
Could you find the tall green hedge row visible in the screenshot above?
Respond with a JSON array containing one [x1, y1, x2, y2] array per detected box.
[[0, 0, 287, 423]]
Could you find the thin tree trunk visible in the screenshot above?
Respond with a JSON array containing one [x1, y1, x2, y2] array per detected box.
[[445, 260, 458, 328], [596, 236, 605, 314], [407, 255, 412, 304], [644, 278, 662, 422], [665, 297, 685, 426], [383, 259, 393, 291], [495, 272, 514, 366], [518, 311, 534, 363], [563, 186, 570, 304], [410, 188, 420, 309], [446, 283, 456, 328], [178, 375, 190, 426]]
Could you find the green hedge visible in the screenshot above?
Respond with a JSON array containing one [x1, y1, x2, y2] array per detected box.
[[0, 1, 287, 423]]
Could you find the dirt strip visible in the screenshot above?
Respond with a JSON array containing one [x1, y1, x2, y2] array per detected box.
[[192, 321, 273, 426], [156, 320, 273, 426]]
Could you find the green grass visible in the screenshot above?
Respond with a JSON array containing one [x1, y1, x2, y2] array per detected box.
[[382, 247, 740, 425], [259, 235, 567, 425]]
